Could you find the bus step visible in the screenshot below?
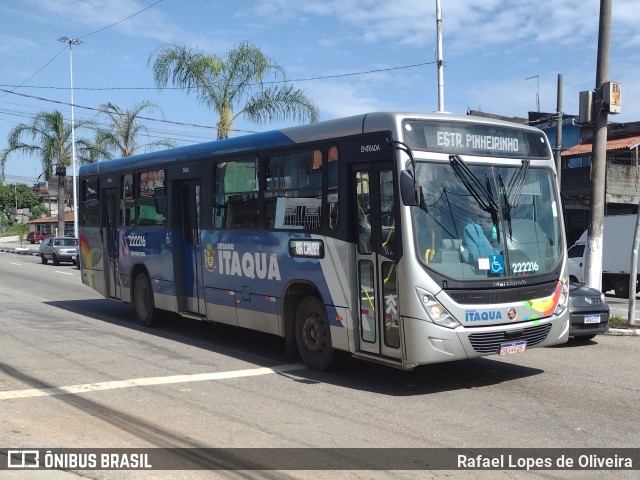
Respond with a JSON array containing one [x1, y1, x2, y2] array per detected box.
[[178, 311, 207, 321], [351, 352, 405, 369]]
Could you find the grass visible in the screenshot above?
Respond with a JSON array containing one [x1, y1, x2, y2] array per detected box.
[[609, 315, 639, 330]]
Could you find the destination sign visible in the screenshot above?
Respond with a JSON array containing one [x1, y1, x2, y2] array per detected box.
[[402, 120, 550, 159], [289, 239, 324, 259]]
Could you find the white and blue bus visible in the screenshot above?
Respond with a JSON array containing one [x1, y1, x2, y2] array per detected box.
[[78, 112, 569, 370]]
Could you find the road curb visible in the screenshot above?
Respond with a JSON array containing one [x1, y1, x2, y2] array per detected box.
[[0, 247, 39, 256], [604, 328, 640, 336]]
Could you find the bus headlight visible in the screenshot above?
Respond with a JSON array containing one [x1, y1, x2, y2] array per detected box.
[[554, 279, 570, 316], [416, 287, 460, 329]]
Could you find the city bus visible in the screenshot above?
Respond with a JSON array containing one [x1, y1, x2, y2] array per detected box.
[[78, 112, 569, 371]]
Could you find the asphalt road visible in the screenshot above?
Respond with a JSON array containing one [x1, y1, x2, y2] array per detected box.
[[0, 247, 638, 479]]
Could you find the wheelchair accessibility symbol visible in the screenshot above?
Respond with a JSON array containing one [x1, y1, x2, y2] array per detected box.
[[490, 255, 505, 274]]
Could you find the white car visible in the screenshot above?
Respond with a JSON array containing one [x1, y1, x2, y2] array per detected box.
[[567, 243, 585, 283]]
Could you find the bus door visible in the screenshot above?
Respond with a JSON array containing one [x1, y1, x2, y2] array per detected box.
[[103, 187, 121, 299], [352, 163, 401, 359], [175, 179, 206, 316]]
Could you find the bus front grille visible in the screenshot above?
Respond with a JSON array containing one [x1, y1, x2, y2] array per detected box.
[[446, 282, 556, 305], [468, 324, 552, 354]]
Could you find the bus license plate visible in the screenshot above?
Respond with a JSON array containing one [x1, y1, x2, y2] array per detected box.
[[499, 341, 526, 355], [584, 314, 601, 324]]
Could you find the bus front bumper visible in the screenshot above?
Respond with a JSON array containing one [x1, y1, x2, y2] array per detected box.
[[402, 314, 569, 367]]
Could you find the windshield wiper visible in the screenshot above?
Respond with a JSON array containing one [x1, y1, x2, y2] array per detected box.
[[449, 154, 498, 214], [506, 159, 530, 208], [499, 174, 512, 238]]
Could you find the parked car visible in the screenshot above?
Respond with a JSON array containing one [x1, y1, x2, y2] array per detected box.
[[26, 230, 49, 244], [569, 282, 610, 341], [39, 236, 79, 265]]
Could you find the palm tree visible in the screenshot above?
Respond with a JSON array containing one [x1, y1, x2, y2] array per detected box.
[[0, 110, 96, 235], [94, 101, 175, 159], [149, 41, 319, 139]]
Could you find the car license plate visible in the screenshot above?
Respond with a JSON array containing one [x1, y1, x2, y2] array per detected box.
[[499, 341, 526, 355], [584, 314, 600, 324]]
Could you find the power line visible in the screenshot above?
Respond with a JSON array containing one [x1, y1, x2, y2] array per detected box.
[[0, 87, 217, 130], [0, 100, 218, 145], [279, 61, 436, 83], [0, 87, 263, 137], [0, 59, 437, 144], [0, 0, 164, 104], [0, 60, 436, 92], [0, 46, 68, 101], [77, 0, 164, 40]]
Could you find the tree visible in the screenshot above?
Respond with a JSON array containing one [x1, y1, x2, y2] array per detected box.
[[149, 41, 319, 139], [0, 183, 39, 214], [30, 203, 49, 219], [13, 221, 29, 245], [94, 101, 175, 160], [1, 110, 96, 235]]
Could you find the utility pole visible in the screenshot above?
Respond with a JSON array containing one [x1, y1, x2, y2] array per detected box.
[[584, 0, 611, 291], [58, 36, 82, 239], [436, 0, 444, 112], [555, 74, 563, 188]]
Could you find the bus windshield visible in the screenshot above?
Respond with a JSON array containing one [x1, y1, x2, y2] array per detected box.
[[412, 160, 562, 281]]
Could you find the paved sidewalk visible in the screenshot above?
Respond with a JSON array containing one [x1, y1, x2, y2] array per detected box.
[[0, 235, 19, 243], [0, 236, 39, 256]]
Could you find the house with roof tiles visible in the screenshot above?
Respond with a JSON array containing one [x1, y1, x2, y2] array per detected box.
[[560, 121, 640, 244]]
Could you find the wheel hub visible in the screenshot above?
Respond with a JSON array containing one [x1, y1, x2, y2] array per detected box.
[[302, 315, 321, 352]]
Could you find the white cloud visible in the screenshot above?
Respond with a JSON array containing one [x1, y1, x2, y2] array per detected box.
[[304, 79, 394, 119], [249, 0, 638, 56], [0, 34, 39, 55], [20, 0, 194, 44]]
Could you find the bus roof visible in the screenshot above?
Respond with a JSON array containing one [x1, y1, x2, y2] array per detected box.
[[79, 112, 542, 176]]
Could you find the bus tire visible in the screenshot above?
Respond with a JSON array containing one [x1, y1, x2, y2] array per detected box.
[[613, 278, 629, 298], [295, 296, 336, 371], [133, 272, 158, 327]]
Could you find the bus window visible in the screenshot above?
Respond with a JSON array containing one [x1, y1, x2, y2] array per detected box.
[[328, 145, 339, 230], [379, 169, 395, 256], [122, 174, 135, 226], [213, 158, 259, 229], [355, 171, 371, 254], [80, 177, 99, 227], [138, 170, 166, 227], [265, 149, 322, 230]]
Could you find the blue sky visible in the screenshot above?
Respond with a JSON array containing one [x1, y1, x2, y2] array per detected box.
[[1, 0, 639, 184]]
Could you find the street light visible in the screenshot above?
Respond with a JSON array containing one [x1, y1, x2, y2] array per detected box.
[[58, 36, 82, 239]]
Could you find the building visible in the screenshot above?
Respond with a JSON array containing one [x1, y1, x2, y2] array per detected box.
[[561, 121, 640, 245], [29, 212, 75, 237]]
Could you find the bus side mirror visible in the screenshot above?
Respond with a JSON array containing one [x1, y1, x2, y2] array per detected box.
[[400, 170, 419, 206]]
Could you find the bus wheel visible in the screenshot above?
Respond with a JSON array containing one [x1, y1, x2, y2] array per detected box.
[[613, 278, 629, 298], [295, 296, 336, 371], [133, 272, 157, 327]]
